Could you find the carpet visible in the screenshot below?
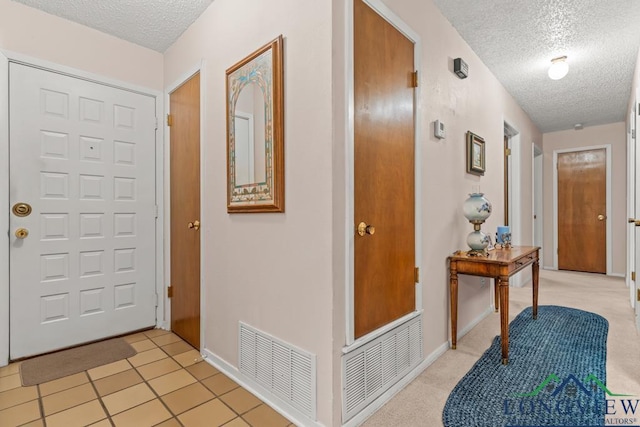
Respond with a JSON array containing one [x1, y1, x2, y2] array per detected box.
[[442, 305, 609, 427], [20, 338, 136, 386]]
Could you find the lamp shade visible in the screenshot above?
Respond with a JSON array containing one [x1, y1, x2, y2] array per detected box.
[[462, 193, 492, 222], [548, 56, 569, 80]]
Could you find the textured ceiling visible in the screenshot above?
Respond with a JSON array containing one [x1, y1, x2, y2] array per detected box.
[[433, 0, 640, 132], [12, 0, 214, 53]]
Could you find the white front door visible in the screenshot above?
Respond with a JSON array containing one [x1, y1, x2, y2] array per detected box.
[[9, 63, 157, 359], [635, 91, 640, 331]]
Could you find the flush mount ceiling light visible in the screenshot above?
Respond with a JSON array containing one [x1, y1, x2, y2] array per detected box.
[[548, 56, 569, 80]]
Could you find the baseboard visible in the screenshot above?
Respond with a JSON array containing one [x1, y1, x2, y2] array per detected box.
[[609, 273, 625, 278], [453, 307, 493, 344], [201, 348, 324, 427], [343, 341, 449, 427], [543, 266, 558, 271]]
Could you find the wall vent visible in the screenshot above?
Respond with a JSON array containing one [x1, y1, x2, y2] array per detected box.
[[342, 314, 423, 422], [239, 322, 316, 420]]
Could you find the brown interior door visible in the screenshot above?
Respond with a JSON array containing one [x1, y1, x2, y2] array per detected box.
[[354, 0, 416, 339], [558, 148, 606, 273], [170, 72, 201, 348]]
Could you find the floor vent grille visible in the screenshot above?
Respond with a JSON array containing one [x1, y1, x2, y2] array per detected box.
[[239, 322, 316, 420], [342, 315, 423, 422]]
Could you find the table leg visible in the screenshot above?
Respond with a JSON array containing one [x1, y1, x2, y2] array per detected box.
[[494, 277, 499, 312], [499, 275, 510, 365], [532, 258, 539, 320], [450, 262, 458, 350]]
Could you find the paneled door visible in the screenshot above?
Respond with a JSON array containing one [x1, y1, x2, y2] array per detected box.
[[169, 72, 201, 349], [9, 63, 157, 359], [354, 0, 416, 339], [557, 149, 607, 273]]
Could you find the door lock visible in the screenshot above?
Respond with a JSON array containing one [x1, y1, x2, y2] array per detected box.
[[629, 218, 640, 226], [12, 202, 32, 217], [597, 214, 606, 221], [15, 228, 29, 239], [188, 220, 201, 231], [357, 222, 375, 236]]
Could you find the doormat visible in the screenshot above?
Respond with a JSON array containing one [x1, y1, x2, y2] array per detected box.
[[442, 305, 609, 427], [20, 338, 136, 386]]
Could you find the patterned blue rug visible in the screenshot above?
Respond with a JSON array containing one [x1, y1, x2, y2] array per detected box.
[[443, 305, 610, 427]]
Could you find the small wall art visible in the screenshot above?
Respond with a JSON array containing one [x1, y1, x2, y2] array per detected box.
[[466, 131, 485, 176]]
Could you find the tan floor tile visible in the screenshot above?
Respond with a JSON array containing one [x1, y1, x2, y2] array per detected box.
[[150, 333, 183, 347], [130, 339, 157, 352], [21, 419, 44, 427], [136, 357, 181, 381], [111, 398, 171, 427], [242, 404, 290, 427], [124, 332, 149, 344], [0, 400, 40, 426], [148, 369, 197, 396], [0, 385, 38, 411], [0, 374, 21, 393], [0, 363, 20, 378], [87, 359, 132, 381], [202, 373, 240, 396], [93, 369, 143, 397], [102, 382, 156, 415], [128, 348, 168, 367], [219, 387, 262, 415], [45, 399, 106, 427], [161, 340, 194, 356], [186, 361, 220, 380], [42, 383, 96, 415], [172, 349, 203, 367], [154, 418, 182, 427], [88, 420, 112, 427], [178, 399, 236, 427], [224, 418, 250, 427], [144, 329, 171, 338], [39, 372, 89, 396], [161, 382, 215, 415]]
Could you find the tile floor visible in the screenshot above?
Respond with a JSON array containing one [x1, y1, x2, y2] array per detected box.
[[0, 329, 295, 427]]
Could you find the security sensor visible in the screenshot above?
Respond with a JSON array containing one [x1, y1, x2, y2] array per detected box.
[[454, 58, 468, 79]]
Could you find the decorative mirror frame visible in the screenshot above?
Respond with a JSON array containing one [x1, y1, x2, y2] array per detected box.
[[226, 35, 284, 213]]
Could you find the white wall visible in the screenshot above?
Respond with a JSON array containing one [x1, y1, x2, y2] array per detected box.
[[542, 122, 626, 275], [163, 0, 334, 424]]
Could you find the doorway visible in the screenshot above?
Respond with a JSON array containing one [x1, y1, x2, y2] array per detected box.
[[556, 148, 608, 273], [168, 72, 201, 349], [353, 0, 416, 339]]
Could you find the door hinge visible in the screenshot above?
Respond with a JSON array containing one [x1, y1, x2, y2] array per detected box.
[[155, 117, 158, 130], [637, 288, 640, 302], [411, 71, 418, 88], [167, 286, 173, 298], [632, 271, 636, 281], [414, 267, 420, 283], [154, 205, 159, 219], [505, 148, 512, 156], [154, 293, 159, 307], [167, 114, 173, 127], [633, 129, 636, 139]]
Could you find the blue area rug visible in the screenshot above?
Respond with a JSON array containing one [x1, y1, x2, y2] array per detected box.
[[443, 305, 610, 427]]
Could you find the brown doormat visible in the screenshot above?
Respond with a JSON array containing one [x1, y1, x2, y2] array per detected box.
[[20, 338, 136, 386]]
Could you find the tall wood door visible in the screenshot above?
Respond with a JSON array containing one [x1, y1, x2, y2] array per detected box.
[[354, 0, 416, 339], [558, 149, 606, 273], [9, 63, 157, 358], [170, 73, 201, 348]]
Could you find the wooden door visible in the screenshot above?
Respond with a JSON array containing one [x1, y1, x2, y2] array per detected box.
[[558, 149, 606, 273], [354, 0, 415, 339], [9, 63, 157, 358], [169, 73, 201, 348]]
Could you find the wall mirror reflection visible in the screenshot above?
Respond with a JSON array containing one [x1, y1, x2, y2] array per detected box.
[[226, 35, 284, 213]]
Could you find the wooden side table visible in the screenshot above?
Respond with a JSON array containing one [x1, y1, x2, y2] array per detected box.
[[448, 246, 540, 364]]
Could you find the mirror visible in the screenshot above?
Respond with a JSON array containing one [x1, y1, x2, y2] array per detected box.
[[226, 35, 284, 212]]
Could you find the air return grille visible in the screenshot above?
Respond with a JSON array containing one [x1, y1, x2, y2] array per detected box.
[[342, 315, 423, 422], [239, 322, 316, 420]]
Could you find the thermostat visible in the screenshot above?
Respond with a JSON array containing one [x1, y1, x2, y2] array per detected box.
[[454, 58, 468, 79], [434, 120, 446, 139]]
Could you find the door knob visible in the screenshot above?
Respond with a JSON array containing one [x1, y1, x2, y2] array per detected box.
[[357, 222, 375, 236], [188, 220, 200, 230], [630, 218, 640, 226], [597, 214, 606, 221], [15, 228, 29, 239]]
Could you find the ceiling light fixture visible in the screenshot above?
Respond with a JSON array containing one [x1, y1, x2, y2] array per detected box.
[[548, 56, 569, 80]]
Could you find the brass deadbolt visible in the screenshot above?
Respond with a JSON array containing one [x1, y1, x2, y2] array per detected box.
[[357, 222, 375, 236], [597, 214, 606, 221], [15, 228, 29, 239], [12, 203, 32, 217]]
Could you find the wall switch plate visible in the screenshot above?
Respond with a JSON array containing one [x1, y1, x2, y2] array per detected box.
[[434, 120, 446, 139]]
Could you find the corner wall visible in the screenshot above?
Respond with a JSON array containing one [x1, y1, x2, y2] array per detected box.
[[542, 122, 627, 275]]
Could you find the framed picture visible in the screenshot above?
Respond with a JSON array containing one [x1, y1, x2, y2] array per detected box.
[[466, 131, 485, 176]]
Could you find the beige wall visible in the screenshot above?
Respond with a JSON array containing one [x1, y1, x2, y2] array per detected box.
[[542, 122, 627, 275], [0, 0, 163, 90]]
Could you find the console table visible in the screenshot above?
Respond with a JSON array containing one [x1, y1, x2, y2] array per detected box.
[[448, 246, 540, 364]]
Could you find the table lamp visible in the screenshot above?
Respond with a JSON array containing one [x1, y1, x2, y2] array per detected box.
[[463, 192, 492, 256]]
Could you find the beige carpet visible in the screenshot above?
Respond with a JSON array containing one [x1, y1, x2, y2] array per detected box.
[[363, 269, 640, 426], [20, 337, 136, 386]]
